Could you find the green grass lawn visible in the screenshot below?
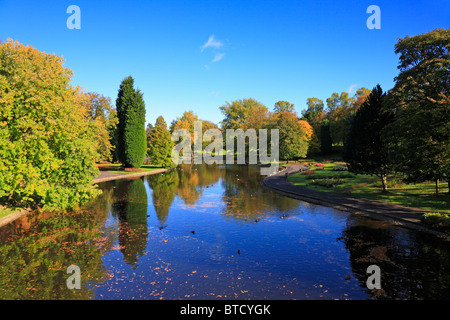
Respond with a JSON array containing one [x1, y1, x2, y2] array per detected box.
[[287, 160, 450, 214]]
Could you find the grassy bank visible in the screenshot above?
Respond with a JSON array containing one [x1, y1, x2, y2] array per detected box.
[[97, 163, 165, 174], [0, 206, 18, 220], [287, 160, 450, 214]]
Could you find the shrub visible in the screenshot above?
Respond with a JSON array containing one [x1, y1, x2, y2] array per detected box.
[[301, 170, 315, 175]]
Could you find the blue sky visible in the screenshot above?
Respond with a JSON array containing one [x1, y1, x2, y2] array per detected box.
[[0, 0, 449, 126]]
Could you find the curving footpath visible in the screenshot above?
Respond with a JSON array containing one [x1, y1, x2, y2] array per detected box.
[[93, 168, 169, 184], [261, 165, 450, 240]]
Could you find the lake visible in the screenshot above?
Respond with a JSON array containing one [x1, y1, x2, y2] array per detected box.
[[1, 164, 449, 299]]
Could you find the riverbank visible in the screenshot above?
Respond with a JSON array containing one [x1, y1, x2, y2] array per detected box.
[[0, 167, 170, 228], [0, 206, 32, 228], [262, 165, 450, 240], [93, 167, 169, 183]]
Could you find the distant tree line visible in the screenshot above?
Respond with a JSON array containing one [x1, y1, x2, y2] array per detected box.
[[0, 28, 448, 211]]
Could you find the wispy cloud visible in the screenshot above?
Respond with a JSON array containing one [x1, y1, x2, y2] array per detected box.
[[212, 53, 225, 63], [201, 35, 223, 52], [347, 84, 358, 95], [208, 91, 220, 97]]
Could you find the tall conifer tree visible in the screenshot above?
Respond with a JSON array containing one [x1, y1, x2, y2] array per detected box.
[[343, 85, 394, 191], [116, 76, 147, 168]]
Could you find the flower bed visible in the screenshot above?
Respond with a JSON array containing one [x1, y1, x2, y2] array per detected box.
[[315, 163, 325, 167]]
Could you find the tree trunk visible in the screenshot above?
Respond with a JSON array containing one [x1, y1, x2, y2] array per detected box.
[[448, 181, 450, 195], [381, 174, 388, 192], [435, 178, 439, 195]]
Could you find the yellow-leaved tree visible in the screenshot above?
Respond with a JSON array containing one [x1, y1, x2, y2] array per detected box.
[[0, 39, 101, 210]]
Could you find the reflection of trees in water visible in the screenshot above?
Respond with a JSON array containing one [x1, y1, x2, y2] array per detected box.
[[146, 163, 301, 224], [111, 178, 148, 269], [221, 165, 300, 222], [340, 216, 450, 299], [145, 165, 222, 226], [175, 164, 222, 205], [147, 170, 179, 224], [0, 206, 111, 299]]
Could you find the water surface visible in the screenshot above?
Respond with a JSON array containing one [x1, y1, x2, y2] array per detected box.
[[1, 164, 449, 299]]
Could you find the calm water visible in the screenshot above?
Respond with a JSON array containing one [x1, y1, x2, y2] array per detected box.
[[1, 164, 449, 300]]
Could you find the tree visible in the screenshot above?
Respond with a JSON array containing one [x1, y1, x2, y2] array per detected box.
[[84, 92, 118, 162], [382, 28, 450, 194], [343, 85, 394, 192], [170, 110, 220, 156], [353, 87, 371, 111], [326, 92, 356, 146], [220, 98, 269, 162], [115, 76, 147, 168], [267, 111, 310, 160], [220, 98, 269, 130], [302, 98, 326, 155], [297, 120, 313, 141], [0, 39, 101, 210], [146, 122, 154, 140], [274, 101, 295, 113], [147, 116, 175, 168], [320, 119, 332, 155]]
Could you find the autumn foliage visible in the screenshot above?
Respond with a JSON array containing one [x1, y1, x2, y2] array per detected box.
[[0, 39, 101, 210]]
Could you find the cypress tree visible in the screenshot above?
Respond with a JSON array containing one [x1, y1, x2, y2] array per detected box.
[[116, 76, 147, 168]]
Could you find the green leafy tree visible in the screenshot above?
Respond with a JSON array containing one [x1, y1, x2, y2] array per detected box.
[[302, 98, 326, 155], [220, 98, 269, 130], [274, 101, 295, 113], [0, 39, 101, 210], [343, 85, 394, 192], [382, 28, 450, 194], [302, 98, 325, 128], [267, 111, 309, 160], [326, 92, 356, 146], [147, 116, 176, 168], [84, 92, 118, 162], [220, 98, 269, 161], [115, 76, 147, 168]]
